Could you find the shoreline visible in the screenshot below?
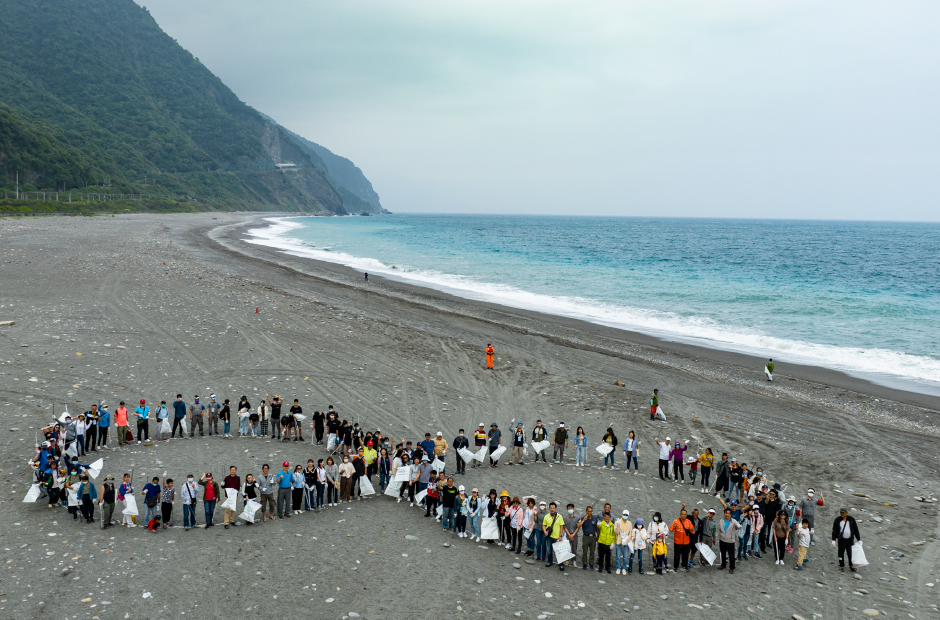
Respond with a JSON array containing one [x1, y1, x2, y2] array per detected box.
[[212, 215, 940, 416]]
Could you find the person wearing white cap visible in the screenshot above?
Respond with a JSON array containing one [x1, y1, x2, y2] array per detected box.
[[614, 509, 633, 574], [552, 423, 568, 464], [798, 488, 825, 548], [656, 436, 672, 480], [455, 485, 469, 537]]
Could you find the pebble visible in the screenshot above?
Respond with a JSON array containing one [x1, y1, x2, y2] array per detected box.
[[477, 578, 484, 584], [660, 595, 668, 600], [926, 583, 935, 587], [325, 598, 334, 603], [443, 543, 451, 548], [513, 563, 521, 569], [862, 610, 880, 617], [544, 592, 552, 598], [348, 614, 360, 618], [525, 559, 535, 564], [142, 592, 151, 599], [792, 615, 807, 620], [405, 535, 419, 541]]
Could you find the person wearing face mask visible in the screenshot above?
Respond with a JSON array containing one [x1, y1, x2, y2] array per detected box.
[[467, 488, 482, 541], [78, 472, 97, 523], [453, 429, 470, 474], [531, 420, 548, 463], [189, 396, 207, 438], [648, 511, 669, 562], [206, 394, 221, 436], [614, 509, 633, 574], [628, 518, 648, 574], [798, 488, 825, 548], [338, 455, 355, 503], [562, 503, 581, 565], [98, 475, 116, 529], [155, 400, 170, 441], [198, 473, 220, 527], [181, 473, 199, 530], [171, 394, 187, 439]]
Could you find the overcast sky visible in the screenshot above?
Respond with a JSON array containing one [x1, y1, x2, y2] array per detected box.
[[144, 1, 940, 220]]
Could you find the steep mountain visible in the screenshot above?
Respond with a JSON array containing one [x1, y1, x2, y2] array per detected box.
[[0, 0, 379, 214], [272, 122, 387, 214]]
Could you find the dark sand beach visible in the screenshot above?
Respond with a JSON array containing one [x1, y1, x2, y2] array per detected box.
[[1, 213, 938, 619]]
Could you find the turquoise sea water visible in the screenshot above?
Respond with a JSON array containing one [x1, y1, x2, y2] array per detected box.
[[247, 215, 940, 395]]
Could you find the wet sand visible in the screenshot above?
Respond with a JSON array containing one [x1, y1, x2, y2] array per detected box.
[[1, 213, 938, 620]]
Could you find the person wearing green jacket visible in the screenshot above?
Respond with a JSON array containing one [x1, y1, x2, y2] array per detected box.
[[649, 389, 659, 420], [765, 359, 774, 381], [596, 512, 616, 574]]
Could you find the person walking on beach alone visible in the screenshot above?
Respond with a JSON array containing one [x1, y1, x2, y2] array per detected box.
[[832, 507, 861, 572], [650, 389, 660, 420], [485, 343, 494, 369], [765, 358, 774, 381]]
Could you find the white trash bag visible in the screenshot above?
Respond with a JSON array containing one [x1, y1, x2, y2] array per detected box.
[[695, 542, 717, 565], [851, 541, 869, 568], [480, 516, 499, 540], [359, 477, 375, 496], [489, 445, 507, 462], [531, 440, 551, 454], [596, 443, 613, 457], [394, 465, 412, 482], [238, 499, 261, 523], [87, 458, 103, 479], [552, 539, 575, 564], [122, 493, 139, 516], [23, 483, 42, 503], [431, 457, 446, 473], [384, 480, 402, 497], [654, 406, 666, 422], [221, 488, 238, 511], [457, 447, 476, 464], [473, 446, 488, 463]]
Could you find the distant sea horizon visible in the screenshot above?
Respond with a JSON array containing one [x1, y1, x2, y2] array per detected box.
[[246, 214, 940, 396]]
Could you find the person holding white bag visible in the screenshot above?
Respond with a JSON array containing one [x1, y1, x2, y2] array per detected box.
[[614, 509, 633, 574], [831, 507, 861, 572]]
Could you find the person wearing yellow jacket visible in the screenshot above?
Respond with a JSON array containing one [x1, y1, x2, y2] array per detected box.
[[596, 512, 616, 574], [699, 448, 715, 493]]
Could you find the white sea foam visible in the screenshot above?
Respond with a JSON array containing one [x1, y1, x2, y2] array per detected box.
[[246, 218, 940, 395]]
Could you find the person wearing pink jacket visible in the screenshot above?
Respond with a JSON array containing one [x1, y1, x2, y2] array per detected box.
[[669, 440, 689, 481]]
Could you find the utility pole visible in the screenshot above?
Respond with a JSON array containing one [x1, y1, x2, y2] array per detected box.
[[16, 171, 18, 200]]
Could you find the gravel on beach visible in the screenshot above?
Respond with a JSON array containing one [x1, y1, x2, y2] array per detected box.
[[0, 213, 937, 619]]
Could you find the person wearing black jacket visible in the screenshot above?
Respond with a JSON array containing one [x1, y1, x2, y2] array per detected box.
[[713, 453, 730, 497], [453, 430, 470, 474], [313, 410, 325, 445], [761, 490, 782, 554], [831, 508, 861, 572], [352, 448, 367, 499]]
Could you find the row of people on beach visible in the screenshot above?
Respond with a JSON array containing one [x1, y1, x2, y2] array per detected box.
[[36, 449, 862, 576]]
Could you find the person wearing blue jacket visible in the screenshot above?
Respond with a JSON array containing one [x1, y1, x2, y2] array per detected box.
[[171, 394, 187, 439], [97, 405, 111, 448]]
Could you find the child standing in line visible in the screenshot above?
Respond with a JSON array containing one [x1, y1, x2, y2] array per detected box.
[[794, 519, 811, 570], [425, 472, 440, 518], [118, 473, 135, 527], [652, 533, 668, 574], [688, 456, 699, 486], [161, 474, 175, 528]]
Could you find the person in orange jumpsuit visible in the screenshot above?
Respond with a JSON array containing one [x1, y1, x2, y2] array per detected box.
[[485, 343, 494, 369]]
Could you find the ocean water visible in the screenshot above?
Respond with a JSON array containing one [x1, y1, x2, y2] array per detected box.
[[246, 215, 940, 395]]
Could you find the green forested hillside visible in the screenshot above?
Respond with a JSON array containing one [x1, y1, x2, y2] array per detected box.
[[0, 0, 379, 214]]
